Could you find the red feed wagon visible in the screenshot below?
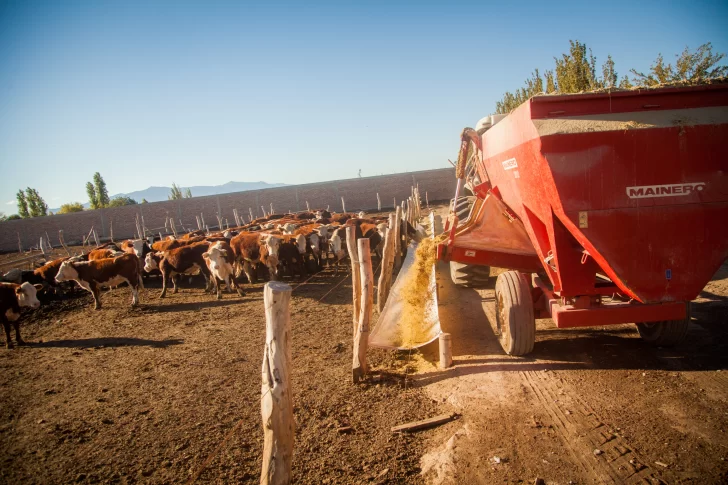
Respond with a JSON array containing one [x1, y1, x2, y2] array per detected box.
[[438, 83, 728, 355]]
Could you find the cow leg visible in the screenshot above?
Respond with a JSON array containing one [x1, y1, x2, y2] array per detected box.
[[2, 322, 12, 349], [91, 283, 102, 310], [130, 279, 140, 307], [172, 274, 180, 294], [160, 270, 169, 298], [13, 322, 24, 346], [199, 266, 219, 300], [243, 261, 256, 284]]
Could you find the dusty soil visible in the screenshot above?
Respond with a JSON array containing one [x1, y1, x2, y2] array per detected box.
[[0, 264, 440, 484], [416, 259, 728, 485]]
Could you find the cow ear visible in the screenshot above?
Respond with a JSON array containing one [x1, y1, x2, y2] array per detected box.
[[202, 253, 209, 259], [220, 250, 228, 256], [15, 286, 23, 295], [34, 284, 43, 291]]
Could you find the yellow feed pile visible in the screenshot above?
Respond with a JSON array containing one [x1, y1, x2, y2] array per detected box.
[[392, 235, 445, 348]]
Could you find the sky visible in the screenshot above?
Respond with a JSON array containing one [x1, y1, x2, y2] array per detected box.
[[1, 0, 727, 212]]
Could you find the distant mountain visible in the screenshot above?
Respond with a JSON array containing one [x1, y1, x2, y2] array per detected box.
[[50, 181, 287, 212]]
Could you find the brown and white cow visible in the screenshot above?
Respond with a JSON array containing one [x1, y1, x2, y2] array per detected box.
[[229, 233, 279, 283], [203, 241, 245, 299], [0, 282, 41, 349], [55, 253, 141, 310], [144, 242, 214, 298], [87, 248, 123, 261]]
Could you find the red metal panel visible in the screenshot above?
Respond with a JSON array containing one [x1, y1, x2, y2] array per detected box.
[[551, 301, 687, 328], [446, 245, 542, 272]]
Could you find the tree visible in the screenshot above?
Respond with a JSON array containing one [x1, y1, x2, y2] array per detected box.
[[601, 55, 618, 89], [16, 190, 29, 219], [545, 70, 557, 93], [631, 43, 728, 86], [108, 196, 137, 207], [169, 183, 192, 200], [23, 188, 48, 217], [93, 172, 110, 208], [0, 212, 5, 222], [6, 214, 21, 220], [86, 181, 99, 209], [141, 198, 148, 204], [58, 202, 85, 214]]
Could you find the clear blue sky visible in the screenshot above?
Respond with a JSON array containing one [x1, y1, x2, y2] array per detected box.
[[1, 0, 726, 211]]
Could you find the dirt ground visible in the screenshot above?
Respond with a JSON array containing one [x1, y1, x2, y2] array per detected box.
[[0, 256, 439, 484], [417, 260, 728, 485], [1, 219, 727, 484]]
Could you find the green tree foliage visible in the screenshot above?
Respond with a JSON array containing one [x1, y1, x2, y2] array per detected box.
[[108, 196, 137, 207], [16, 190, 30, 218], [6, 214, 21, 220], [631, 43, 727, 86], [169, 183, 193, 200], [554, 40, 598, 93], [86, 181, 99, 209], [24, 188, 48, 217], [58, 202, 85, 214], [494, 41, 726, 114], [93, 172, 110, 208], [141, 198, 148, 204], [0, 212, 5, 222]]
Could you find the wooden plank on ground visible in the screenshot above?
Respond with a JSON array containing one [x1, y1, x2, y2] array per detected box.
[[391, 413, 459, 433]]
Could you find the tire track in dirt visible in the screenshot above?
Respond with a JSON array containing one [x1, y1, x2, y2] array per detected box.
[[520, 369, 666, 484]]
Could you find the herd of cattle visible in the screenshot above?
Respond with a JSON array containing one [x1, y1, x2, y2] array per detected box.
[[0, 209, 414, 349]]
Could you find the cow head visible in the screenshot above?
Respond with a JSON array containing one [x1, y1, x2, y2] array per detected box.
[[202, 247, 228, 271], [15, 282, 42, 309], [144, 252, 162, 272], [329, 234, 346, 261], [316, 224, 331, 242], [358, 211, 366, 218], [55, 261, 79, 283], [309, 233, 320, 255], [295, 234, 306, 255], [132, 239, 147, 259], [263, 235, 281, 259]]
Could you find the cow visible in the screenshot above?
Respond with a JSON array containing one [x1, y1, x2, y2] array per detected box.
[[0, 282, 41, 349], [144, 242, 214, 298], [229, 233, 279, 284], [203, 241, 245, 299], [55, 253, 141, 310], [276, 240, 306, 279]]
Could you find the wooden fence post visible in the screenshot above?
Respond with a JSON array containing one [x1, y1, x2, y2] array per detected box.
[[439, 333, 453, 369], [376, 193, 381, 212], [353, 238, 372, 383], [261, 281, 294, 485], [58, 230, 71, 257], [17, 233, 22, 254], [196, 216, 202, 231], [249, 208, 254, 222], [345, 227, 361, 336], [305, 201, 310, 212], [93, 229, 100, 247], [200, 213, 206, 229], [270, 203, 274, 215], [261, 206, 267, 218], [426, 191, 429, 208], [170, 219, 178, 238], [394, 206, 402, 270], [341, 196, 346, 213], [376, 214, 397, 312]]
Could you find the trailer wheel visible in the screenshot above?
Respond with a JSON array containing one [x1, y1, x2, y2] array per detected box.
[[495, 271, 535, 356], [636, 315, 689, 347], [449, 261, 491, 288]]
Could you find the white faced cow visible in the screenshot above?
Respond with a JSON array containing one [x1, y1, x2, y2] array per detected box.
[[0, 282, 42, 348]]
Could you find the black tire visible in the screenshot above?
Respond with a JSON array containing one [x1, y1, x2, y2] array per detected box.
[[636, 315, 689, 347], [495, 271, 535, 356], [449, 261, 491, 288]]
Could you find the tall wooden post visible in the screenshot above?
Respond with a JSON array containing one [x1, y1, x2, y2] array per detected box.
[[376, 193, 381, 212], [270, 202, 274, 215], [261, 281, 294, 485], [305, 201, 310, 212], [93, 229, 100, 247], [200, 213, 206, 229], [439, 333, 453, 369], [58, 230, 71, 257], [341, 196, 346, 213], [249, 207, 254, 222], [394, 206, 402, 270], [345, 227, 360, 336], [17, 233, 22, 254], [376, 214, 397, 312], [170, 219, 178, 238], [353, 239, 372, 383], [426, 191, 429, 208], [261, 206, 267, 218]]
